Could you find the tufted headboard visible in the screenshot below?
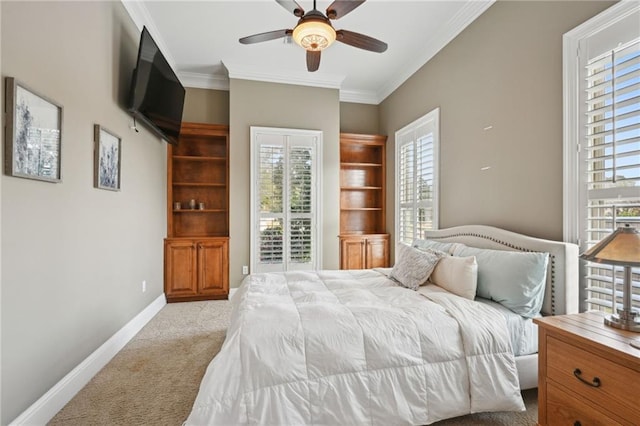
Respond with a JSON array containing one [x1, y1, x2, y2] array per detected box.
[[424, 225, 579, 316]]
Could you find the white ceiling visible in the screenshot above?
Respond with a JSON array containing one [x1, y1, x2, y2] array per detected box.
[[122, 0, 494, 104]]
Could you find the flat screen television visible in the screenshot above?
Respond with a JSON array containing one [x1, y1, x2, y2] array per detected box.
[[128, 26, 185, 145]]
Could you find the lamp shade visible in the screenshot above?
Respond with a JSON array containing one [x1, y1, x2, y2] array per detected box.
[[292, 19, 336, 51], [580, 224, 640, 266]]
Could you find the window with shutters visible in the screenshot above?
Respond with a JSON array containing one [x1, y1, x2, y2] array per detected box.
[[395, 108, 440, 245], [564, 2, 640, 313], [250, 127, 321, 273]]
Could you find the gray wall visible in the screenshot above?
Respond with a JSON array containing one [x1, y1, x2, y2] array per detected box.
[[1, 2, 166, 423], [182, 91, 378, 134], [340, 102, 380, 134], [183, 87, 230, 125], [229, 79, 340, 287], [379, 0, 614, 247]]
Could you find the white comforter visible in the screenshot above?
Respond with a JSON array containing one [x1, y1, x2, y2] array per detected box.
[[185, 269, 525, 425]]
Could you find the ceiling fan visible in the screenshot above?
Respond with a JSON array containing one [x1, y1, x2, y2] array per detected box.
[[239, 0, 388, 72]]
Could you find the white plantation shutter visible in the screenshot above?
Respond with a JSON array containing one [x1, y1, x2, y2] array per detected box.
[[396, 108, 439, 245], [288, 145, 313, 266], [258, 144, 284, 265], [566, 3, 640, 314], [251, 128, 321, 273], [582, 39, 640, 313], [398, 140, 415, 244]]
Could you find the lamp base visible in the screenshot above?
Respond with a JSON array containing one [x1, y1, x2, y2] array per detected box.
[[605, 310, 640, 333]]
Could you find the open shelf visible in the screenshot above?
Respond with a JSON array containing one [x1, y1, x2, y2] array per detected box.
[[340, 162, 383, 168], [173, 155, 226, 161], [341, 186, 382, 190], [173, 183, 227, 187], [170, 212, 228, 234], [339, 133, 387, 235], [173, 209, 228, 213], [168, 123, 229, 238]]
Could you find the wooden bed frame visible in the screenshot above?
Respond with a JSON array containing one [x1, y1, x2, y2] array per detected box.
[[424, 225, 579, 389]]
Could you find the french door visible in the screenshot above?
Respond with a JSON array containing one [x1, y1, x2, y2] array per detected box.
[[250, 127, 322, 273]]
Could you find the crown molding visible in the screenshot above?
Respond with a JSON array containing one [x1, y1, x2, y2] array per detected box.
[[177, 70, 379, 103], [375, 0, 495, 103], [178, 72, 230, 91], [339, 89, 379, 104], [120, 0, 177, 69], [121, 0, 493, 105], [223, 61, 346, 90]]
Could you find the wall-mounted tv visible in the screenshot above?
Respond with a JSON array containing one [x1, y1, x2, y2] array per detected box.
[[128, 26, 185, 145]]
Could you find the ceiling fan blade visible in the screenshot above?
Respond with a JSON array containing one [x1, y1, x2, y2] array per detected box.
[[336, 29, 387, 53], [307, 50, 321, 72], [326, 0, 366, 20], [239, 29, 292, 44], [276, 0, 305, 17]]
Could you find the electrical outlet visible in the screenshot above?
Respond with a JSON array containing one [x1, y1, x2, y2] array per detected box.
[[142, 280, 147, 292], [242, 265, 249, 275]]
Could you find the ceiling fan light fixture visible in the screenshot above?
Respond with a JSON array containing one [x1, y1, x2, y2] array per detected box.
[[292, 20, 336, 51]]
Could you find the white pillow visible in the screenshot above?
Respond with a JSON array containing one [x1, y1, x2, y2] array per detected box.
[[428, 255, 478, 300], [390, 243, 445, 291]]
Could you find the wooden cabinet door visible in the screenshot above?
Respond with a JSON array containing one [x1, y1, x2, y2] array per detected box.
[[197, 239, 229, 296], [165, 240, 198, 298], [365, 235, 389, 268], [340, 237, 365, 269]]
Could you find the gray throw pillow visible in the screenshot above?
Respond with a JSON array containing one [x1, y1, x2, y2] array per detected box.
[[412, 238, 454, 254], [390, 243, 446, 291]]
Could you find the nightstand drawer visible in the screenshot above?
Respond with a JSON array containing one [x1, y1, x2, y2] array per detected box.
[[546, 382, 623, 426], [547, 335, 640, 419]]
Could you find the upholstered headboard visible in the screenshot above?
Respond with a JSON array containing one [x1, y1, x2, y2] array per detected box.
[[424, 225, 579, 316]]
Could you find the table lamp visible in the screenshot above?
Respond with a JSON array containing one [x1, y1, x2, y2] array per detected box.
[[580, 223, 640, 333]]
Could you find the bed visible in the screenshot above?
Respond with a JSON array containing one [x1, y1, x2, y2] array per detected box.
[[185, 225, 579, 425], [423, 225, 579, 390]]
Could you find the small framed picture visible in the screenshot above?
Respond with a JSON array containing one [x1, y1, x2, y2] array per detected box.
[[94, 125, 121, 191], [5, 77, 63, 182]]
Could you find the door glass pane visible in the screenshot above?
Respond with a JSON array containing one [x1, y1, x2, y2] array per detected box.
[[289, 218, 312, 263], [259, 145, 284, 214], [259, 218, 283, 264], [289, 147, 312, 214]]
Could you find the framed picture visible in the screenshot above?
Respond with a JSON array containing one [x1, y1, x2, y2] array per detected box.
[[5, 77, 63, 182], [94, 125, 121, 191]]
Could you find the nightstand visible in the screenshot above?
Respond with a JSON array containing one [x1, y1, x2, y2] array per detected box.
[[534, 312, 640, 425]]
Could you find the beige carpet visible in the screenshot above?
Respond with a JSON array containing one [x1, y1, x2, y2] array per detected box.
[[50, 300, 537, 426]]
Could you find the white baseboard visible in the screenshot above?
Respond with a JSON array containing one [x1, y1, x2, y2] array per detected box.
[[10, 294, 167, 425], [229, 287, 237, 299]]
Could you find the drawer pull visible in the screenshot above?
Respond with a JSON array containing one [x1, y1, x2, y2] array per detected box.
[[574, 422, 581, 426], [573, 368, 601, 387]]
